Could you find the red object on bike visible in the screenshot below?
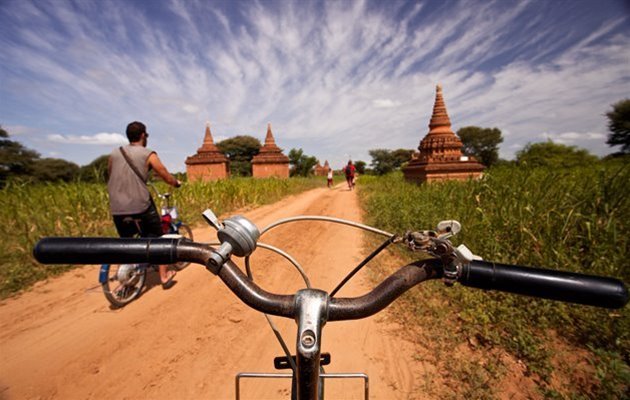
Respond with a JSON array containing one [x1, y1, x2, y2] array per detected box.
[[161, 214, 172, 234], [345, 164, 355, 177]]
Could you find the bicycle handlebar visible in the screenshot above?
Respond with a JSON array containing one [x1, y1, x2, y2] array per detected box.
[[32, 238, 443, 319], [460, 260, 628, 309], [34, 237, 182, 265], [33, 237, 628, 314]]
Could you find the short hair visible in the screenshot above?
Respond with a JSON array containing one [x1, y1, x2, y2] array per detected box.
[[126, 121, 146, 142]]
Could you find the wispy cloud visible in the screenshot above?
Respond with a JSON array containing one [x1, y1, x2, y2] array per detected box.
[[540, 131, 607, 146], [1, 0, 628, 170], [48, 133, 127, 145]]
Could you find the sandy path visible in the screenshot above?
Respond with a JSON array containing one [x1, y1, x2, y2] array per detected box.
[[0, 184, 426, 399]]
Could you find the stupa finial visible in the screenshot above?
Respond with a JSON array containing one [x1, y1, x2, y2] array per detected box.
[[428, 84, 452, 134], [203, 121, 214, 145], [265, 122, 276, 145]]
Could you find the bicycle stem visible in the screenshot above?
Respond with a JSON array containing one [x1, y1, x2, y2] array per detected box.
[[294, 289, 328, 400]]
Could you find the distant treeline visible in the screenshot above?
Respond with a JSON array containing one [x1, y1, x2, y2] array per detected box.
[[0, 129, 326, 185], [2, 97, 628, 185]]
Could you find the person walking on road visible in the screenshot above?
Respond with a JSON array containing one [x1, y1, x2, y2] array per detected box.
[[107, 121, 181, 288], [327, 168, 334, 188], [344, 160, 356, 191]]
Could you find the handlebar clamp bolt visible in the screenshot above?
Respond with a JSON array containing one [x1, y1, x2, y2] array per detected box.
[[206, 244, 233, 274], [206, 255, 223, 275], [301, 330, 316, 348], [443, 262, 460, 286]]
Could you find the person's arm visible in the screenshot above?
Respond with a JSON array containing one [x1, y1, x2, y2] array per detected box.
[[147, 152, 181, 187]]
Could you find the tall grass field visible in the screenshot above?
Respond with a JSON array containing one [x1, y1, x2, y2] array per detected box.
[[358, 162, 629, 398], [0, 177, 322, 298]]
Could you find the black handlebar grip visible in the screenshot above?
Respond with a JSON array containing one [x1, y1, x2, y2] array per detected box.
[[33, 237, 180, 265], [459, 260, 628, 309]]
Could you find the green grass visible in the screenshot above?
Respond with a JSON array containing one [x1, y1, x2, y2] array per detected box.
[[358, 162, 629, 397], [0, 177, 323, 298]]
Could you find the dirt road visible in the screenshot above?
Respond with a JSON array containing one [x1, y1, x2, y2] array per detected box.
[[0, 184, 427, 399]]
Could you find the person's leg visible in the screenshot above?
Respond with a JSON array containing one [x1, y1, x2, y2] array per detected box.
[[158, 265, 175, 284], [113, 215, 140, 238], [140, 201, 176, 285]]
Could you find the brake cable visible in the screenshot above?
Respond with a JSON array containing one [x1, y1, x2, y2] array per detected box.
[[216, 216, 397, 375], [329, 234, 398, 298]]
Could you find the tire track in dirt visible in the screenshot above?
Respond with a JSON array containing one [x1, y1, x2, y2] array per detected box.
[[0, 183, 427, 399]]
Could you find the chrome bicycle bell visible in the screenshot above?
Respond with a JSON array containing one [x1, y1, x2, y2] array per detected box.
[[202, 209, 260, 273], [218, 215, 260, 257]]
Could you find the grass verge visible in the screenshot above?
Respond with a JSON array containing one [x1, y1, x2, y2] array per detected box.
[[358, 163, 629, 398], [0, 177, 323, 298]]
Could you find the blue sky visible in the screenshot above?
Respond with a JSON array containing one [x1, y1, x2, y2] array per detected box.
[[1, 0, 629, 172]]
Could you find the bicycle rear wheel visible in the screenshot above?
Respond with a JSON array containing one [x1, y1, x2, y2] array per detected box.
[[174, 223, 193, 270], [102, 264, 147, 307]]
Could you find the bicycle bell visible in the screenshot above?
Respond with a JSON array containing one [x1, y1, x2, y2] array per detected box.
[[202, 209, 260, 257]]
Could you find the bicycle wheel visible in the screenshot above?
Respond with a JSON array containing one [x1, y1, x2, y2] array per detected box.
[[102, 264, 147, 307], [174, 223, 193, 270]]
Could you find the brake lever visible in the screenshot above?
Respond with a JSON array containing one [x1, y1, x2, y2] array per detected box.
[[403, 230, 437, 252], [403, 219, 481, 286]]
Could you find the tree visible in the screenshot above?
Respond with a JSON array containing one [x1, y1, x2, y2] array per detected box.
[[516, 141, 599, 168], [0, 126, 40, 185], [288, 148, 318, 177], [216, 136, 261, 177], [606, 99, 630, 154], [368, 148, 414, 175], [369, 149, 394, 175], [78, 155, 110, 182], [354, 160, 366, 175], [457, 126, 503, 167], [31, 158, 80, 182], [391, 149, 414, 168]]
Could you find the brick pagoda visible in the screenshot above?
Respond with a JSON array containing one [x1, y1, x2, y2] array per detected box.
[[314, 160, 330, 176], [251, 123, 290, 178], [402, 85, 485, 183], [185, 123, 229, 182]]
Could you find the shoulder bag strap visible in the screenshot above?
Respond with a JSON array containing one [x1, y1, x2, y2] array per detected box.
[[119, 146, 147, 184]]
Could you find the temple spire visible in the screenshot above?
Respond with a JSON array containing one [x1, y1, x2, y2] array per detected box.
[[265, 123, 276, 146], [252, 122, 290, 178], [185, 122, 229, 181], [417, 85, 462, 160], [198, 121, 220, 152], [258, 122, 282, 153], [428, 84, 453, 135], [203, 121, 215, 145]]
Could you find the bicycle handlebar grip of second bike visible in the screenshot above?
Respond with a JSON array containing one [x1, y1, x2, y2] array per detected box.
[[459, 260, 628, 309], [33, 237, 181, 265]]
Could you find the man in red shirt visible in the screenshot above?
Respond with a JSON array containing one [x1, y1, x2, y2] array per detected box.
[[344, 160, 356, 190]]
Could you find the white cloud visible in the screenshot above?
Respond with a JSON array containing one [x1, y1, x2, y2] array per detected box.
[[3, 125, 34, 136], [540, 131, 607, 145], [372, 99, 400, 109], [182, 104, 199, 114], [47, 133, 127, 145]]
